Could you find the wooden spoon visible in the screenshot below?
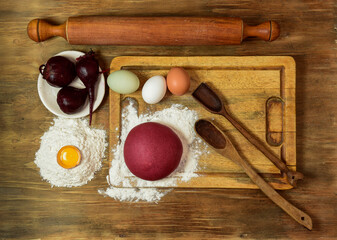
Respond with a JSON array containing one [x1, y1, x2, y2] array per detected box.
[[195, 119, 312, 230], [192, 83, 303, 186]]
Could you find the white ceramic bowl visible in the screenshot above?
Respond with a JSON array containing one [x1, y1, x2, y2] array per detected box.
[[37, 50, 105, 118]]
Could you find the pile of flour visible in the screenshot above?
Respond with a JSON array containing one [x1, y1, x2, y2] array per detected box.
[[99, 99, 208, 202], [35, 118, 107, 187]]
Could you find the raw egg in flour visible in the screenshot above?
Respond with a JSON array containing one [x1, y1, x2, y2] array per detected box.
[[167, 67, 190, 96], [57, 145, 81, 169]]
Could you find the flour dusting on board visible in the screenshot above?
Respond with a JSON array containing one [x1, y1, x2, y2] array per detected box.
[[99, 99, 208, 202], [35, 118, 107, 187]]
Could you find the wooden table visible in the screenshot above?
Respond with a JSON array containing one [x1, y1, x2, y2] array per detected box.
[[0, 0, 336, 239]]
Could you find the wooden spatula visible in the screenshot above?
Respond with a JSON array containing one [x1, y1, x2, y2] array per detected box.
[[195, 119, 312, 230], [192, 82, 303, 186]]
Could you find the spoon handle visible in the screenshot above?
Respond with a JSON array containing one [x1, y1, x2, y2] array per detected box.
[[195, 119, 312, 230], [229, 150, 312, 230], [221, 110, 303, 186]]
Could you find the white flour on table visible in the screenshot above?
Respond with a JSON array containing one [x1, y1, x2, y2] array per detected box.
[[99, 100, 208, 202], [35, 118, 107, 187]]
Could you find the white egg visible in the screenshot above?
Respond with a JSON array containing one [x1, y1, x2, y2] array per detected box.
[[142, 76, 167, 104]]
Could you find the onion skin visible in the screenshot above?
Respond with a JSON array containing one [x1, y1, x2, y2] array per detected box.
[[40, 56, 76, 88], [76, 51, 99, 125], [57, 86, 88, 114]]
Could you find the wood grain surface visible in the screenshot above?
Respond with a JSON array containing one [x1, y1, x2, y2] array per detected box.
[[109, 56, 296, 190], [0, 0, 336, 239]]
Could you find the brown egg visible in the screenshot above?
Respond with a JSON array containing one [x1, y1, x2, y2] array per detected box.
[[167, 67, 190, 96]]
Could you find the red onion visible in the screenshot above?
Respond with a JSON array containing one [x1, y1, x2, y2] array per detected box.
[[76, 50, 100, 125], [39, 56, 76, 87], [57, 86, 88, 114]]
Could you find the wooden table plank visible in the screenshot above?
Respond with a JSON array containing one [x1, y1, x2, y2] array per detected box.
[[0, 0, 336, 239]]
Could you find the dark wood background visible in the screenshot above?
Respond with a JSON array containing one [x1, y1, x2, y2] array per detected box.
[[0, 0, 336, 239]]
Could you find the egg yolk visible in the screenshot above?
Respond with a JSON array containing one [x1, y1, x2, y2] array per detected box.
[[57, 145, 81, 169]]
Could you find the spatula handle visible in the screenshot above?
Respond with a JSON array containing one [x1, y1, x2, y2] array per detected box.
[[195, 119, 312, 230], [231, 151, 312, 230], [221, 110, 303, 186]]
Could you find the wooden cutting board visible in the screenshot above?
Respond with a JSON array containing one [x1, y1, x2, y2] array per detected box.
[[109, 56, 296, 190]]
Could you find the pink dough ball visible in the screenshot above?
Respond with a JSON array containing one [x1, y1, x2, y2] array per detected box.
[[124, 122, 183, 181]]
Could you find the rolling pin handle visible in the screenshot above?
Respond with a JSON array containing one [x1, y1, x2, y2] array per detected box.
[[27, 19, 67, 42], [243, 20, 280, 42]]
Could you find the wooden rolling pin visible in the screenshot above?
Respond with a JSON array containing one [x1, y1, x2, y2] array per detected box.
[[27, 16, 280, 45]]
